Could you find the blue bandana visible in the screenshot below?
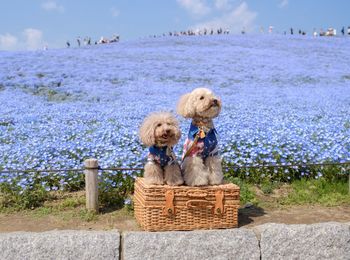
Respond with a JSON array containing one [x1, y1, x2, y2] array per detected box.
[[148, 145, 176, 168]]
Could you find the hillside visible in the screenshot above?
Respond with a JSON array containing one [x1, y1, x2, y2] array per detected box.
[[0, 34, 349, 175]]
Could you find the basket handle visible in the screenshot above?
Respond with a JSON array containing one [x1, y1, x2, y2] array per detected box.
[[214, 190, 224, 215], [186, 199, 213, 209], [186, 190, 208, 198], [163, 190, 175, 216]]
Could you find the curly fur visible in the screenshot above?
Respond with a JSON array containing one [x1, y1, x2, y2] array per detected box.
[[177, 88, 223, 186], [139, 112, 181, 147], [177, 88, 221, 119], [139, 112, 183, 186]]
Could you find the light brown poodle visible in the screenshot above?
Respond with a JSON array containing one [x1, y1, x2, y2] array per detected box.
[[139, 112, 184, 186], [177, 88, 223, 186]]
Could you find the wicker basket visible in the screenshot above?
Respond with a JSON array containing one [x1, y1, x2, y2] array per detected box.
[[134, 177, 240, 231]]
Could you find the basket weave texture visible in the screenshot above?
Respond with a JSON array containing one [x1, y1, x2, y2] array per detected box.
[[134, 177, 240, 231]]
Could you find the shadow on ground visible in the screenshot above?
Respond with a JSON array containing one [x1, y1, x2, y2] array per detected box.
[[238, 206, 266, 227]]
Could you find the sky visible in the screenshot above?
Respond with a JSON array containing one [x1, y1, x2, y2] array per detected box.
[[0, 0, 349, 50]]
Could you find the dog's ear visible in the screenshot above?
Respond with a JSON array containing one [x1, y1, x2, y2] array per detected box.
[[177, 93, 195, 118], [139, 117, 155, 146]]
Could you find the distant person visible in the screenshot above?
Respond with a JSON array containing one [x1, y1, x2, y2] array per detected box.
[[341, 26, 345, 36], [110, 35, 119, 43], [77, 37, 81, 47], [348, 26, 350, 35], [66, 41, 70, 48], [298, 29, 302, 35], [268, 26, 273, 33], [290, 28, 293, 35], [319, 28, 325, 36]]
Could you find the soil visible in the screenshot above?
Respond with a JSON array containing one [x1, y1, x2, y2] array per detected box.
[[1, 204, 350, 233], [1, 186, 350, 232]]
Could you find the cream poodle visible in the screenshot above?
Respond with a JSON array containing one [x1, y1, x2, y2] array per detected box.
[[177, 88, 223, 186], [139, 112, 184, 186]]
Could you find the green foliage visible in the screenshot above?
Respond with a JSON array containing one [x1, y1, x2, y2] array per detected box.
[[1, 164, 348, 212], [260, 180, 280, 194], [0, 169, 141, 212], [280, 178, 350, 206], [98, 170, 140, 209], [77, 209, 98, 222], [223, 160, 349, 184], [225, 176, 257, 206], [59, 196, 85, 209], [0, 182, 50, 210]]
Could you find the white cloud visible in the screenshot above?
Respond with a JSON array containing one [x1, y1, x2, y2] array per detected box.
[[0, 28, 47, 51], [214, 0, 231, 10], [177, 0, 211, 16], [191, 2, 257, 33], [279, 0, 288, 8], [23, 28, 45, 50], [41, 1, 64, 12], [111, 7, 120, 17], [0, 33, 18, 50]]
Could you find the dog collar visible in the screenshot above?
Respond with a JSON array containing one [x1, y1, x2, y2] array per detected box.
[[189, 123, 215, 139]]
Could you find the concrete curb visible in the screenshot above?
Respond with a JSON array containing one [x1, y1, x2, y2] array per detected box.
[[123, 229, 260, 260], [258, 222, 350, 260], [1, 222, 349, 260], [0, 230, 120, 260]]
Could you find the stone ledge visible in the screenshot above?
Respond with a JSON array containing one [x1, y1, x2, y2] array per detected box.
[[123, 228, 260, 260], [1, 222, 350, 260], [0, 230, 120, 260], [258, 222, 350, 260]]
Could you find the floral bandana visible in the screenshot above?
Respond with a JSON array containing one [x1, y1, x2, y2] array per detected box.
[[182, 122, 219, 160]]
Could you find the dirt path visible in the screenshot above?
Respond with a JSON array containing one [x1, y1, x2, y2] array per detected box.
[[1, 205, 349, 232], [239, 205, 350, 227]]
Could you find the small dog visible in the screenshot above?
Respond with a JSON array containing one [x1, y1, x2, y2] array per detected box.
[[177, 88, 223, 186], [139, 112, 184, 186]]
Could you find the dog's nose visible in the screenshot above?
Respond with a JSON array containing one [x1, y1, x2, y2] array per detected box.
[[213, 99, 218, 105], [166, 129, 171, 134]]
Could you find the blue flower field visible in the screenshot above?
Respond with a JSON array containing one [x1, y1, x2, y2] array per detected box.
[[0, 34, 350, 193]]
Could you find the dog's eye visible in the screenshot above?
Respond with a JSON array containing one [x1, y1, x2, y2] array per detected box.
[[157, 123, 162, 127], [199, 96, 204, 100]]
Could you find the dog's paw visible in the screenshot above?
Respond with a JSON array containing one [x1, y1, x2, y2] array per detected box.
[[208, 174, 223, 185], [144, 177, 164, 185], [184, 171, 210, 186], [144, 163, 164, 185], [164, 164, 184, 186], [166, 178, 184, 186], [187, 178, 209, 186], [206, 156, 223, 185]]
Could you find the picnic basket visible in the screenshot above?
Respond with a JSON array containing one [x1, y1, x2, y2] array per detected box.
[[134, 177, 240, 231]]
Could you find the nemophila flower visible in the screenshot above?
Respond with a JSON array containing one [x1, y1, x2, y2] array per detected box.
[[0, 35, 349, 188]]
